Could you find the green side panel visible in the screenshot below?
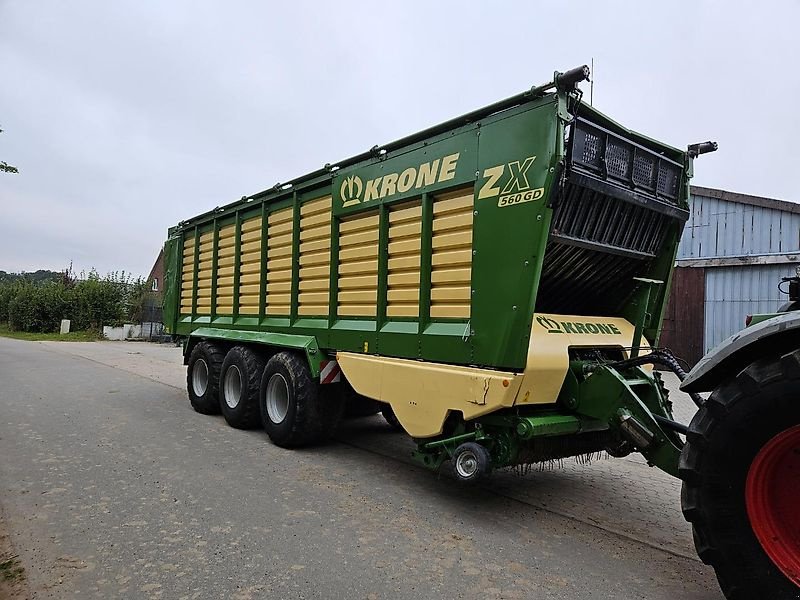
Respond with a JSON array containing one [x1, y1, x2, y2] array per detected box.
[[162, 236, 180, 334], [471, 100, 561, 368], [189, 327, 325, 377]]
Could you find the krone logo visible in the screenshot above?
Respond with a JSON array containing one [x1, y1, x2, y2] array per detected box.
[[340, 175, 363, 208], [536, 315, 562, 334]]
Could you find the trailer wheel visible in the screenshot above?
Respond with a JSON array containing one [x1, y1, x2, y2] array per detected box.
[[451, 442, 491, 484], [187, 341, 224, 415], [679, 349, 800, 600], [381, 404, 404, 432], [260, 351, 332, 447], [219, 346, 265, 429]]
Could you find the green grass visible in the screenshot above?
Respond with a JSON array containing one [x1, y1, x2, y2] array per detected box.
[[0, 324, 103, 342]]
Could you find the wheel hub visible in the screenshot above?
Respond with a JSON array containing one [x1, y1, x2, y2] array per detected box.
[[223, 365, 242, 409], [745, 423, 800, 587], [455, 451, 479, 479], [192, 359, 209, 396], [265, 373, 290, 424]]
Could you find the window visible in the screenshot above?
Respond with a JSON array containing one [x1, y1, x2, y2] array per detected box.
[[151, 278, 159, 292]]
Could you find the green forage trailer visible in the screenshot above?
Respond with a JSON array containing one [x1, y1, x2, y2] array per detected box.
[[163, 66, 800, 599]]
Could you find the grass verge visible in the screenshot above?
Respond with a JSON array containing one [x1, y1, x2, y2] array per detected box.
[[0, 324, 103, 342]]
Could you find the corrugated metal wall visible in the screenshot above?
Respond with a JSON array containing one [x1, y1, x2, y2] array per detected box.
[[704, 263, 797, 351], [678, 193, 800, 260], [674, 190, 800, 356]]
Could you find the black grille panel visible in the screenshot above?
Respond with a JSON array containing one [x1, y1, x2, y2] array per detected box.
[[550, 182, 670, 258], [572, 119, 682, 203]]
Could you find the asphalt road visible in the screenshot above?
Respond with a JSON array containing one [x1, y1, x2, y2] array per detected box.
[[0, 338, 723, 599]]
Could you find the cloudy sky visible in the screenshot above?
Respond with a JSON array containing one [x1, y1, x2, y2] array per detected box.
[[1, 1, 798, 277]]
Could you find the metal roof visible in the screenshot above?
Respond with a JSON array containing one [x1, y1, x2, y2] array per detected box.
[[690, 186, 800, 215]]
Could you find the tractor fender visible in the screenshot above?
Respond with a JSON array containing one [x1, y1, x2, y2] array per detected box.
[[681, 311, 800, 393]]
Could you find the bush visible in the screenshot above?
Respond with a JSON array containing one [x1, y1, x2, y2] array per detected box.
[[7, 281, 69, 332], [0, 281, 21, 323], [0, 269, 149, 333]]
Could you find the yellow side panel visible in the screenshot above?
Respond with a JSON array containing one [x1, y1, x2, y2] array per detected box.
[[386, 199, 422, 317], [180, 232, 195, 310], [214, 224, 235, 313], [337, 353, 521, 438], [193, 229, 215, 316], [430, 187, 472, 319], [239, 215, 263, 312], [298, 196, 331, 316], [266, 207, 293, 315], [337, 210, 378, 317], [515, 314, 650, 406]]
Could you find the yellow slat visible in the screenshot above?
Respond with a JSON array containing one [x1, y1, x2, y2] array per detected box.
[[389, 203, 422, 224], [431, 267, 472, 284], [430, 304, 470, 319], [298, 292, 329, 304], [432, 212, 473, 233], [338, 305, 376, 317], [300, 211, 331, 229], [339, 289, 377, 303], [300, 196, 332, 216], [339, 214, 379, 233], [431, 230, 472, 251], [433, 190, 473, 214], [298, 305, 329, 316], [340, 229, 379, 247], [241, 217, 262, 233], [269, 220, 293, 236], [265, 304, 290, 315], [300, 238, 331, 253], [299, 252, 330, 267], [268, 208, 293, 225], [387, 289, 419, 302], [339, 245, 378, 261], [387, 304, 419, 318], [338, 275, 378, 290], [298, 265, 329, 279], [299, 279, 329, 291], [241, 229, 262, 243], [388, 272, 420, 286], [339, 259, 378, 275], [431, 286, 471, 302], [267, 232, 293, 248], [388, 238, 421, 255]]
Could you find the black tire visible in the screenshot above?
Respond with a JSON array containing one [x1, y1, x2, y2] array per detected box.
[[381, 404, 404, 432], [259, 351, 341, 447], [679, 349, 800, 600], [219, 346, 265, 429], [451, 442, 492, 484], [186, 341, 224, 415]]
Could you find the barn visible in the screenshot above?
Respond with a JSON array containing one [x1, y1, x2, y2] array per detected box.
[[660, 186, 800, 366]]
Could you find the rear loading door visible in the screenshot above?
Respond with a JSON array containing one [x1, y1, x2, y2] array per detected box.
[[536, 116, 689, 317]]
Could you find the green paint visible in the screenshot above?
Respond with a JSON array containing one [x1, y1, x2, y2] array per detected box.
[[188, 327, 325, 377]]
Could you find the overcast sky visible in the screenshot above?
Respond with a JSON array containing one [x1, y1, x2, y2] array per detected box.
[[1, 1, 799, 277]]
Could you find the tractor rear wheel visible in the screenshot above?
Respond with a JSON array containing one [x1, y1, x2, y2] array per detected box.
[[679, 350, 800, 600]]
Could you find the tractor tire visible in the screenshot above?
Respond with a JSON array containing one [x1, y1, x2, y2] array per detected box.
[[679, 349, 800, 600], [260, 351, 339, 448], [219, 346, 265, 429], [381, 404, 404, 432], [187, 341, 224, 415]]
